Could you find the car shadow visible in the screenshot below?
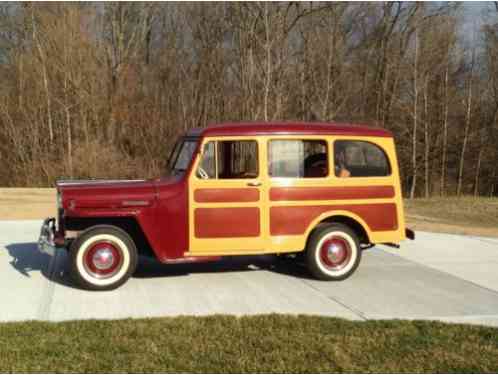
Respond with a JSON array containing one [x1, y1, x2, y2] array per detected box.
[[4, 242, 77, 288], [134, 254, 313, 280], [5, 242, 52, 279], [4, 242, 315, 289]]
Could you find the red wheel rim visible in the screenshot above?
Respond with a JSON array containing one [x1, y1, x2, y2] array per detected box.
[[83, 241, 123, 278], [319, 236, 352, 270]]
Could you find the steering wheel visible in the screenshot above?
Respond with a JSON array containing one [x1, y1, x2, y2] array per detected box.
[[197, 167, 209, 180]]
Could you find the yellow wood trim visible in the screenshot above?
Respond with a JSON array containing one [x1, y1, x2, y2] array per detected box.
[[269, 199, 396, 206], [187, 133, 407, 255]]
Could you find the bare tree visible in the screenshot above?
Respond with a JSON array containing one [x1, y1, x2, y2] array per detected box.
[[457, 44, 476, 197], [409, 24, 419, 199], [0, 2, 495, 196]]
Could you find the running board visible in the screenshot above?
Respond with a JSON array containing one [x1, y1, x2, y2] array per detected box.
[[383, 243, 400, 249]]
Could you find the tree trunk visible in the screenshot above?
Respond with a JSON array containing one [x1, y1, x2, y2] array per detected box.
[[263, 3, 271, 122], [441, 58, 449, 196], [32, 8, 54, 145], [423, 75, 430, 198], [457, 57, 474, 197], [66, 106, 73, 178], [474, 147, 483, 196], [63, 8, 73, 178], [491, 166, 497, 197], [409, 28, 419, 199]]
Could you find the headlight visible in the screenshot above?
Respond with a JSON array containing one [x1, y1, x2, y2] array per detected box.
[[57, 191, 63, 209]]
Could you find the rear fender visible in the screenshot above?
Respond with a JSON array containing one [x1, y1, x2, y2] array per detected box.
[[305, 210, 372, 245]]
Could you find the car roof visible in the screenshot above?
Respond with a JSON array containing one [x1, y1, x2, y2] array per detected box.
[[186, 121, 392, 138]]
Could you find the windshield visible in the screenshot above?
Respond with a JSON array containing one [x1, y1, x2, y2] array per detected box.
[[166, 138, 198, 176]]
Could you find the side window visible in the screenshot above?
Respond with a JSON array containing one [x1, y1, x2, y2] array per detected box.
[[197, 140, 258, 179], [268, 140, 328, 178], [218, 140, 258, 179], [197, 141, 216, 179], [334, 140, 390, 178]]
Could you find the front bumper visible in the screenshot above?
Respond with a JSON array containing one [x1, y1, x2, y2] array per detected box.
[[38, 217, 58, 256]]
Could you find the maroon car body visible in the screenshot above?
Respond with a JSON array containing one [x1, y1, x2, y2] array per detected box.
[[56, 177, 189, 261], [53, 122, 392, 261], [37, 121, 411, 290]]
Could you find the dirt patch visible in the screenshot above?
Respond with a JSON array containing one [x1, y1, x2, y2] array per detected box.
[[404, 196, 498, 228], [406, 217, 498, 238], [404, 196, 498, 238], [0, 188, 56, 220]]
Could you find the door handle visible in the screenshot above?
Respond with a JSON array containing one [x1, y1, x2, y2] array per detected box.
[[247, 181, 262, 187]]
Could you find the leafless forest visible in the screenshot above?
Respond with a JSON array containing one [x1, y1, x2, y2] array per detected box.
[[0, 2, 497, 197]]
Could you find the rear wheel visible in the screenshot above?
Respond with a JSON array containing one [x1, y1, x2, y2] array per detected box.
[[306, 223, 361, 281], [69, 225, 138, 291]]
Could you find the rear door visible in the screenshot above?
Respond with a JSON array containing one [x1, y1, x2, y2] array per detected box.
[[188, 137, 267, 255]]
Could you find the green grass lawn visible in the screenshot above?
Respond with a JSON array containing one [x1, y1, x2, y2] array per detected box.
[[1, 315, 497, 373]]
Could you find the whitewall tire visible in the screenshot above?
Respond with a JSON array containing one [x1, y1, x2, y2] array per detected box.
[[69, 225, 138, 291], [306, 223, 361, 281]]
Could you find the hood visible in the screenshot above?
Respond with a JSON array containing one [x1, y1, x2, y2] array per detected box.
[[57, 179, 158, 210]]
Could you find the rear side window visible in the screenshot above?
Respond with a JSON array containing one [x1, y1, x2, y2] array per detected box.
[[268, 140, 328, 178], [334, 140, 390, 178]]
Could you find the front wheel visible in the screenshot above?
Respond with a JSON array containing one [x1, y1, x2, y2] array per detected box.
[[306, 223, 361, 281], [69, 225, 138, 291]]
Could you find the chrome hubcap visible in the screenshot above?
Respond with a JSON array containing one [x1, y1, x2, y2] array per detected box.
[[327, 243, 346, 263], [92, 248, 115, 270], [83, 240, 123, 279], [319, 236, 351, 270]]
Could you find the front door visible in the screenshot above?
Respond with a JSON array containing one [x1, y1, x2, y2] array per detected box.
[[188, 137, 267, 255]]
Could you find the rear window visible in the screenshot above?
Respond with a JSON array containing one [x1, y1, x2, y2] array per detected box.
[[334, 140, 390, 177]]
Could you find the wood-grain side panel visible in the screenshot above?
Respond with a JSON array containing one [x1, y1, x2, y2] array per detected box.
[[270, 186, 395, 201], [194, 188, 260, 203], [195, 207, 260, 238], [270, 204, 398, 235]]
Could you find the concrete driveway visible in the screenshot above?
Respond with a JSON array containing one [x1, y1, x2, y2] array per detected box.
[[1, 220, 498, 326]]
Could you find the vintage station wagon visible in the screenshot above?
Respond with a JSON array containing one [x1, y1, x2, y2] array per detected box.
[[39, 122, 414, 290]]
